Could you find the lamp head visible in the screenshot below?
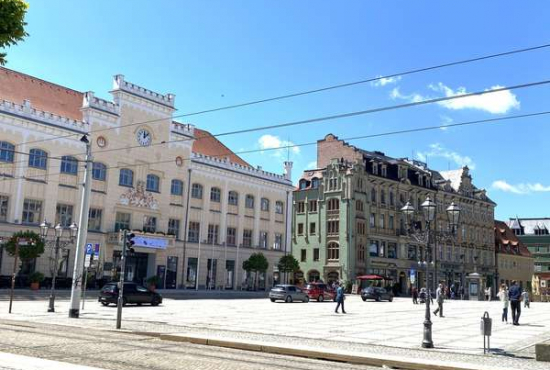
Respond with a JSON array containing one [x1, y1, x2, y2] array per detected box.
[[421, 196, 436, 222]]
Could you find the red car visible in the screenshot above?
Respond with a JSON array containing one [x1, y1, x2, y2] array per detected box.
[[303, 282, 336, 302]]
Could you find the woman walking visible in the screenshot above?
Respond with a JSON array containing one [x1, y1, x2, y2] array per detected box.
[[498, 284, 509, 323]]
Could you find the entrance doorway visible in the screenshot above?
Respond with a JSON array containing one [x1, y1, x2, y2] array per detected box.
[[165, 256, 178, 289], [125, 252, 149, 285]]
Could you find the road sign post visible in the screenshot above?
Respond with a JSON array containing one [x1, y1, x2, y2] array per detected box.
[[81, 243, 94, 311]]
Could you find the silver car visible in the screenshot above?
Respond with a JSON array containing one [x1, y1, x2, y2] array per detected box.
[[269, 284, 309, 303]]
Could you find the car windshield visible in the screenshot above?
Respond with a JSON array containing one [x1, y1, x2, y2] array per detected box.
[[137, 286, 148, 292], [273, 285, 285, 290], [102, 284, 116, 292]]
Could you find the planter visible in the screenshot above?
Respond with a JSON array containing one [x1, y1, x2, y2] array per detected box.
[[30, 282, 40, 291]]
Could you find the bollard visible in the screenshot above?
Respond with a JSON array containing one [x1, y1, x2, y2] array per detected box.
[[480, 311, 492, 354]]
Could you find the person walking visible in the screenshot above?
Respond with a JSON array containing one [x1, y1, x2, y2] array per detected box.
[[508, 280, 522, 326], [497, 284, 509, 323], [485, 287, 491, 301], [433, 284, 444, 317], [412, 287, 418, 304], [334, 282, 346, 314], [522, 290, 530, 308]]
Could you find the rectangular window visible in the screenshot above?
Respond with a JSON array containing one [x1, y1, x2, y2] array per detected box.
[[274, 233, 282, 250], [297, 201, 305, 213], [207, 224, 219, 244], [0, 195, 8, 222], [389, 215, 394, 230], [55, 203, 73, 227], [313, 248, 320, 261], [226, 227, 236, 246], [379, 241, 386, 257], [245, 195, 254, 209], [22, 199, 42, 224], [408, 245, 417, 260], [301, 249, 307, 262], [388, 243, 397, 259], [171, 180, 183, 196], [243, 229, 252, 247], [188, 221, 200, 242], [191, 184, 203, 199], [210, 188, 221, 202], [297, 223, 304, 235], [309, 222, 316, 235], [275, 201, 284, 214], [115, 212, 130, 232], [168, 219, 180, 238], [88, 208, 102, 232], [327, 220, 339, 234], [228, 192, 238, 205], [261, 198, 269, 211], [143, 216, 157, 233], [309, 200, 317, 212], [260, 231, 268, 248], [379, 214, 385, 229], [370, 213, 376, 228], [369, 240, 379, 257]]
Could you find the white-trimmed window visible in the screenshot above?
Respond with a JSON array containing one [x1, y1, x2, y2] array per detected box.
[[228, 191, 239, 205], [191, 183, 203, 199], [210, 187, 221, 202]]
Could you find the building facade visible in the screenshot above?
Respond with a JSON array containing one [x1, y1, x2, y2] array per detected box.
[[508, 217, 550, 295], [494, 220, 533, 291], [292, 134, 496, 295], [0, 67, 293, 289]]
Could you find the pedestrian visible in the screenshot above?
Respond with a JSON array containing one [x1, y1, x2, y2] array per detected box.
[[459, 285, 464, 300], [433, 284, 444, 317], [508, 280, 522, 326], [412, 287, 418, 304], [521, 290, 530, 308], [428, 288, 434, 304], [334, 281, 346, 314], [485, 287, 491, 301], [497, 284, 509, 323]]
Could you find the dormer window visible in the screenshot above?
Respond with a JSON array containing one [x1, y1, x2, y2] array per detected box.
[[418, 175, 424, 187], [299, 179, 308, 190], [372, 163, 378, 175], [311, 178, 320, 189], [381, 165, 387, 177]]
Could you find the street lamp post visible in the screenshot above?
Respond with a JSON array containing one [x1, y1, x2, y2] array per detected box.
[[401, 197, 460, 349], [40, 221, 78, 313]]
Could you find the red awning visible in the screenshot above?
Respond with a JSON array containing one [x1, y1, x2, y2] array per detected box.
[[356, 274, 385, 280]]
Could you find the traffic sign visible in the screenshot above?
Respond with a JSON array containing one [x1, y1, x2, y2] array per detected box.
[[85, 243, 93, 255], [84, 254, 92, 268], [94, 243, 100, 259]]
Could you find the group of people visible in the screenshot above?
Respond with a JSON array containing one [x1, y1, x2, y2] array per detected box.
[[497, 280, 530, 326], [410, 284, 446, 317]]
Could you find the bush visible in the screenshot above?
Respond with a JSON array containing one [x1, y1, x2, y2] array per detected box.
[[147, 275, 161, 286], [29, 272, 44, 283]]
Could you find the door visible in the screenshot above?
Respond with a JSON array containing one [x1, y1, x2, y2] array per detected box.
[[225, 260, 235, 290], [166, 256, 178, 289]]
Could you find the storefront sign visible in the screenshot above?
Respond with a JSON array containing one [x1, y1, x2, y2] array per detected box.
[[133, 236, 168, 250]]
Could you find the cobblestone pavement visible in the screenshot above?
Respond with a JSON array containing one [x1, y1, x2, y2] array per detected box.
[[0, 321, 379, 370]]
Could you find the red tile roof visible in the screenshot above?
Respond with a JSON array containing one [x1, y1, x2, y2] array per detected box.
[[192, 128, 250, 167], [0, 67, 83, 120], [494, 220, 532, 257], [0, 67, 250, 167]]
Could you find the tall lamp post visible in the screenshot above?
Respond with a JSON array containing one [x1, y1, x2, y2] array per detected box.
[[40, 221, 78, 313], [401, 197, 460, 349]]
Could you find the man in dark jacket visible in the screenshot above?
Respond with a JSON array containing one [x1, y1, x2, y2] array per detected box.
[[508, 280, 522, 326], [334, 282, 346, 314]]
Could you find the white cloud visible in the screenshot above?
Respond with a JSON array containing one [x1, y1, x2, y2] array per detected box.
[[492, 180, 550, 195], [305, 161, 317, 169], [417, 143, 475, 169], [371, 75, 402, 87], [439, 115, 453, 131], [429, 83, 520, 114], [391, 83, 520, 114], [257, 134, 300, 158]]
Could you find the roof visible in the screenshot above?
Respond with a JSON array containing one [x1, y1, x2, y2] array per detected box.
[[192, 128, 250, 167], [0, 67, 83, 120], [507, 218, 550, 235], [438, 169, 463, 192], [494, 220, 532, 257]]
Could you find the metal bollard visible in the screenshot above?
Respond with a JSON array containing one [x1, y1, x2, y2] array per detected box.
[[480, 311, 492, 354]]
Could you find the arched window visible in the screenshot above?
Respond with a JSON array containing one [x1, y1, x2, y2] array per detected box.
[[210, 187, 221, 202], [92, 162, 107, 181], [0, 141, 15, 162], [356, 200, 364, 212], [171, 179, 183, 195], [308, 270, 321, 282], [261, 198, 270, 211], [228, 191, 239, 205], [380, 189, 386, 204], [146, 174, 160, 192], [327, 242, 340, 260], [327, 198, 339, 211], [191, 183, 203, 199], [60, 156, 78, 174], [28, 149, 48, 169], [245, 194, 254, 209], [275, 201, 284, 214], [371, 188, 377, 203], [119, 168, 134, 187]]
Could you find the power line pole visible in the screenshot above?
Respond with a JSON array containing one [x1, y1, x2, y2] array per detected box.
[[69, 135, 93, 318]]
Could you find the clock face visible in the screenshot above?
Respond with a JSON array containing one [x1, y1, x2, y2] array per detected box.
[[97, 136, 107, 148], [136, 129, 152, 146]]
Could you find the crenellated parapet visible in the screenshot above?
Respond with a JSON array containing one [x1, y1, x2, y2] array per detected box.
[[0, 99, 88, 133], [82, 91, 119, 116], [112, 74, 175, 108], [171, 121, 195, 137]]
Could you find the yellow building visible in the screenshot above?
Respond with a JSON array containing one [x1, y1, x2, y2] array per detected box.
[[0, 68, 293, 290]]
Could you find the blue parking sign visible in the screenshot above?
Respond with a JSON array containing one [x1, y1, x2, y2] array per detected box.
[[85, 243, 93, 255]]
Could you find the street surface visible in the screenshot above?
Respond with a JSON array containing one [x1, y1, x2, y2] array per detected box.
[[0, 320, 379, 370]]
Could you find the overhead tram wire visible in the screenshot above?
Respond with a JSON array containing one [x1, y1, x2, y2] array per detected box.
[[7, 78, 550, 165], [4, 109, 550, 184], [10, 42, 550, 148]]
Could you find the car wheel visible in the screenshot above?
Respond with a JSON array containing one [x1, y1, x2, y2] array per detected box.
[[122, 297, 128, 306], [101, 301, 109, 306], [285, 295, 292, 303], [376, 296, 381, 302], [270, 298, 276, 302], [151, 299, 160, 306], [304, 296, 309, 303], [361, 297, 367, 302], [318, 295, 324, 302], [389, 296, 394, 302]]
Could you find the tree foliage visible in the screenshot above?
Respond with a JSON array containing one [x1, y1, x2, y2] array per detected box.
[[277, 254, 300, 274], [242, 252, 268, 273], [0, 0, 29, 65], [4, 230, 44, 261]]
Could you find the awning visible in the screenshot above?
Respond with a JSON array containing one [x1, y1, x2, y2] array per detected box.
[[356, 274, 386, 280]]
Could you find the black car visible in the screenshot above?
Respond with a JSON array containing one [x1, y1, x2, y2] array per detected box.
[[98, 282, 162, 306], [361, 287, 394, 302]]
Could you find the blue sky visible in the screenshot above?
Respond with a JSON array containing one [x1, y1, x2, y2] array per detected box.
[[5, 1, 550, 220]]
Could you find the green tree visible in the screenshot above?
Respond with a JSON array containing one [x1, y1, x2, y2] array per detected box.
[[277, 254, 300, 283], [242, 252, 268, 290], [0, 0, 29, 65], [4, 230, 45, 273]]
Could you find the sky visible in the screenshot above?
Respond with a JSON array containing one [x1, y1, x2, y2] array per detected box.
[[4, 1, 550, 220]]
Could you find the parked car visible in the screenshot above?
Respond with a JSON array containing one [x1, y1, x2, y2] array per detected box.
[[269, 284, 309, 303], [98, 282, 162, 306], [361, 286, 394, 302], [303, 282, 336, 302]]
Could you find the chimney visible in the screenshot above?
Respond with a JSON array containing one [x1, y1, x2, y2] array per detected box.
[[284, 161, 293, 181]]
